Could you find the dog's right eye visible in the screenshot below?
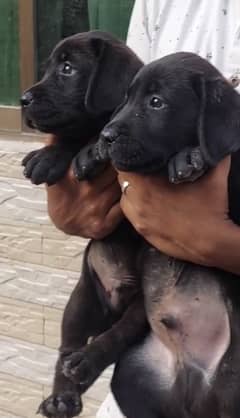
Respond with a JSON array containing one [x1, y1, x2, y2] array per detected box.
[[59, 62, 75, 76], [149, 96, 165, 109]]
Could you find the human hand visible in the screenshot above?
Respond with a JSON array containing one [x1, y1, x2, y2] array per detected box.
[[118, 157, 235, 268], [46, 136, 123, 239]]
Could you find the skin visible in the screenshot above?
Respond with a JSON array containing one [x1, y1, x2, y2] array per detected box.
[[45, 134, 240, 274], [46, 163, 123, 239], [118, 157, 240, 276], [45, 135, 123, 238]]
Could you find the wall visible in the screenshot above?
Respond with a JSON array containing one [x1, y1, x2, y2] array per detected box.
[[88, 0, 134, 40], [0, 0, 20, 105]]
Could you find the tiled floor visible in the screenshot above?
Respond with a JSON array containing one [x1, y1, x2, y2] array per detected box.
[[0, 136, 111, 417], [0, 294, 112, 418]]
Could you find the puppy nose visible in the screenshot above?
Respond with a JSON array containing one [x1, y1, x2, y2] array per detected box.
[[100, 126, 119, 144], [21, 91, 33, 107]]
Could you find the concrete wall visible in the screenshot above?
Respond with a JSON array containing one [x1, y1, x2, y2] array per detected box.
[[0, 137, 110, 418]]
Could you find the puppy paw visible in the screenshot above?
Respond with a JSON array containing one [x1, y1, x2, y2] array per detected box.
[[168, 147, 207, 184], [37, 391, 82, 418], [61, 349, 101, 391], [73, 144, 108, 181], [22, 145, 73, 186]]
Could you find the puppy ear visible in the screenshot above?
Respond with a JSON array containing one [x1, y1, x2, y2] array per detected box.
[[85, 37, 141, 115], [193, 74, 240, 166]]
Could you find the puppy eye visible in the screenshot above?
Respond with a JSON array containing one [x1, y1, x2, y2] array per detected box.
[[59, 61, 75, 76], [149, 96, 165, 109]]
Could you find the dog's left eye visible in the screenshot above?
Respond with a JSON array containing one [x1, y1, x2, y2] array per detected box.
[[149, 96, 165, 109], [59, 62, 75, 76]]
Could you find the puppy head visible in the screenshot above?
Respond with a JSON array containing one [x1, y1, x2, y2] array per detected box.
[[21, 31, 142, 139], [99, 52, 240, 173]]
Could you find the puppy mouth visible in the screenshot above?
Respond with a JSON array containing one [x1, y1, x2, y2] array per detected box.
[[24, 113, 76, 134], [99, 136, 150, 172], [25, 116, 55, 133], [22, 100, 78, 133], [110, 146, 143, 171], [99, 136, 168, 173], [25, 117, 38, 130], [23, 108, 55, 132]]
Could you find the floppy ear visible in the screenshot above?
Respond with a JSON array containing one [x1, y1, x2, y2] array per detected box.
[[193, 74, 240, 166], [85, 37, 142, 115]]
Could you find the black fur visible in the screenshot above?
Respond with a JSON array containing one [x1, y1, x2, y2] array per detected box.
[[21, 30, 141, 185], [96, 52, 240, 418], [21, 31, 147, 418]]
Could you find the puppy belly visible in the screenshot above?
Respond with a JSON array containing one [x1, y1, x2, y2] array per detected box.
[[149, 278, 231, 383]]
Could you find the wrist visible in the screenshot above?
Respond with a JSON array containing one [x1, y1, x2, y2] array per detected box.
[[205, 220, 240, 274]]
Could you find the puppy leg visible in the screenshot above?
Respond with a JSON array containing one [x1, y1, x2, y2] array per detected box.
[[22, 143, 77, 185], [168, 146, 208, 184], [111, 353, 160, 418], [38, 253, 112, 418], [73, 142, 109, 180], [62, 295, 148, 392], [111, 330, 185, 418], [213, 336, 240, 418]]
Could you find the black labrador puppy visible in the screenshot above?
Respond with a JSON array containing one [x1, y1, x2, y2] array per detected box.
[[90, 52, 240, 418], [21, 31, 147, 418], [21, 31, 141, 184]]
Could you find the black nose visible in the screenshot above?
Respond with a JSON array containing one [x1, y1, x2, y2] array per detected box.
[[21, 91, 33, 107], [100, 126, 119, 144]]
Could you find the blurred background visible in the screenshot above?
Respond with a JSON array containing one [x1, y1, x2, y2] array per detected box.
[[0, 0, 134, 132], [0, 1, 133, 417]]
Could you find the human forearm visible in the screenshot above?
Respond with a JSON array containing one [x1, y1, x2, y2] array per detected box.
[[118, 157, 240, 276], [208, 221, 240, 275], [46, 166, 123, 239], [45, 135, 123, 239]]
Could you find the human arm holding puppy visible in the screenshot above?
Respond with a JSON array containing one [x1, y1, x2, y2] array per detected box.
[[120, 0, 240, 276], [118, 157, 240, 276], [46, 138, 240, 275], [46, 0, 240, 275], [45, 136, 123, 239]]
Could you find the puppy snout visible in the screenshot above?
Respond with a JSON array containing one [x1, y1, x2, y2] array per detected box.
[[21, 91, 34, 108], [100, 126, 119, 144]]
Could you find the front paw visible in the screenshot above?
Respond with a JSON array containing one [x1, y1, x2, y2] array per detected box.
[[22, 145, 72, 186], [38, 391, 82, 418], [168, 147, 207, 184], [61, 349, 101, 391], [72, 144, 108, 181]]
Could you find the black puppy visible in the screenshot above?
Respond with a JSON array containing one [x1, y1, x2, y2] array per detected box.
[[22, 30, 142, 184], [92, 52, 240, 418], [21, 31, 147, 418]]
